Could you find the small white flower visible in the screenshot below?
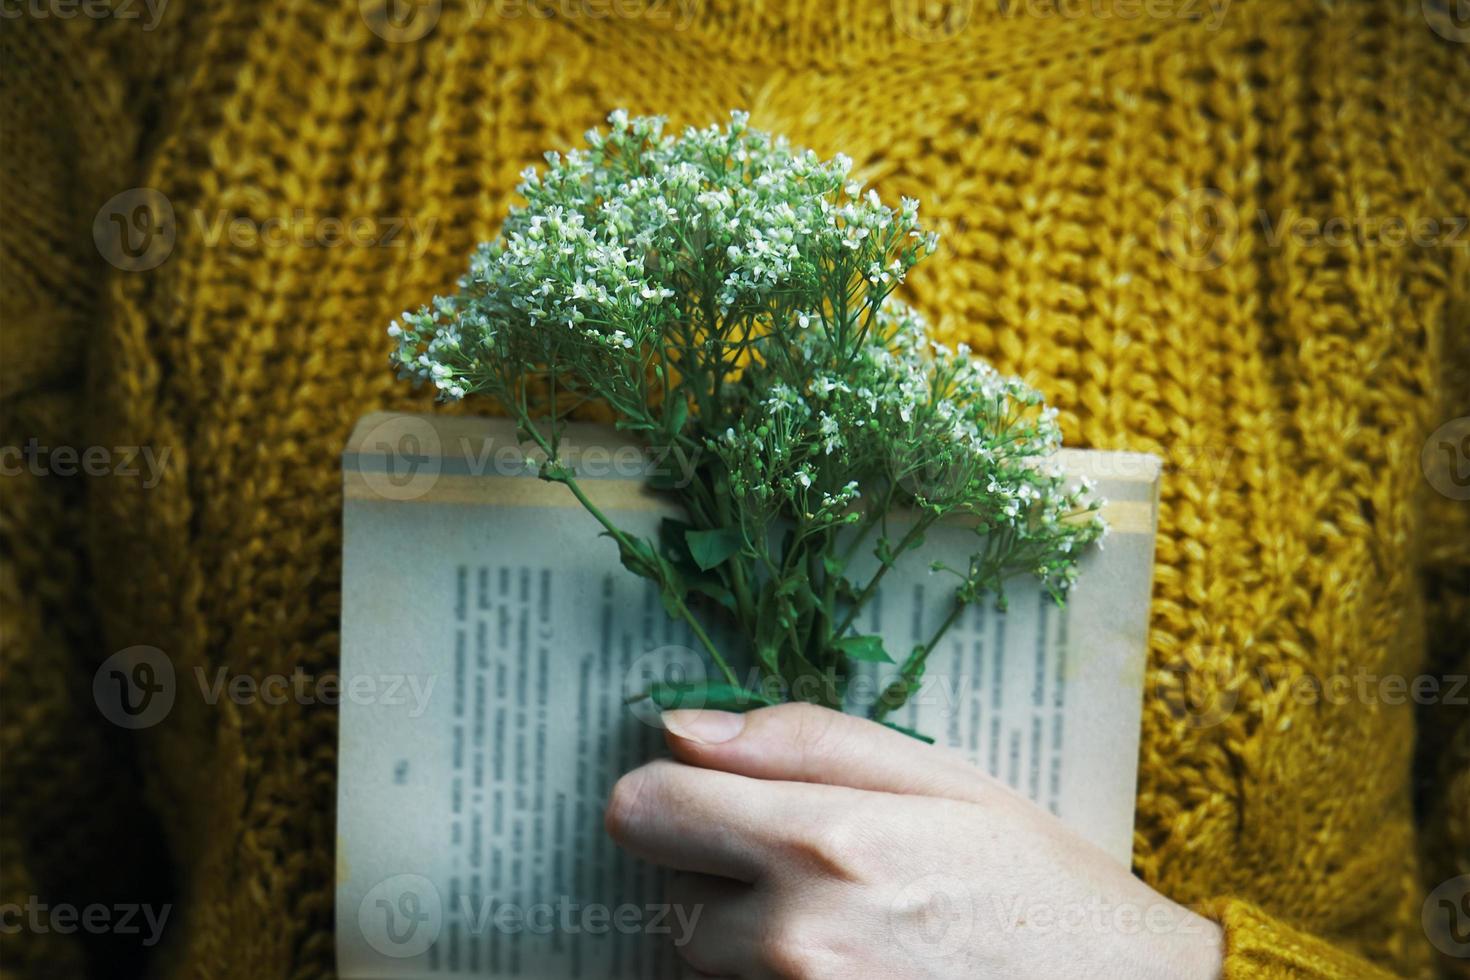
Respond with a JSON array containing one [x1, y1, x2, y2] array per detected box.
[[389, 109, 1105, 632]]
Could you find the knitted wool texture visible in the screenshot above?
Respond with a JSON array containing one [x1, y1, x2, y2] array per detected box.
[[1, 0, 1467, 977]]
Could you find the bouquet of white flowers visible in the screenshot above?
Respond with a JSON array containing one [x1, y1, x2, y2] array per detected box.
[[389, 110, 1106, 738]]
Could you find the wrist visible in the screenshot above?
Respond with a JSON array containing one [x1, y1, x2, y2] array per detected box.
[[1091, 899, 1223, 980], [1141, 904, 1224, 980]]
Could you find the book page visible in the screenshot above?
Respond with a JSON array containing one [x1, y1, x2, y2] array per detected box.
[[335, 412, 1160, 979]]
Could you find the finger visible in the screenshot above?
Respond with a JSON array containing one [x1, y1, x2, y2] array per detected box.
[[666, 872, 762, 978], [661, 702, 995, 803], [605, 759, 807, 881]]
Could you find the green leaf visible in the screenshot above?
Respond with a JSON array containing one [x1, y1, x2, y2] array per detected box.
[[754, 581, 779, 636], [775, 576, 817, 606], [687, 579, 737, 613], [539, 459, 574, 484], [667, 393, 689, 434], [833, 634, 893, 663], [659, 518, 696, 560], [774, 595, 798, 630], [754, 642, 781, 677], [881, 721, 935, 744], [658, 585, 685, 620], [608, 532, 656, 578], [685, 527, 743, 571], [642, 682, 776, 713], [786, 647, 842, 708]]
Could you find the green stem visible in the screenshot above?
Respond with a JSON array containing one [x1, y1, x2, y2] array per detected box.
[[521, 418, 741, 688], [675, 603, 740, 688], [872, 598, 967, 722], [833, 517, 931, 638]]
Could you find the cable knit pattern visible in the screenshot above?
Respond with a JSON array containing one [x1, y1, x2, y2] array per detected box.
[[1, 1, 1467, 977]]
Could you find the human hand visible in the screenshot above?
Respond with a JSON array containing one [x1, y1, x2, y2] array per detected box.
[[604, 703, 1223, 979]]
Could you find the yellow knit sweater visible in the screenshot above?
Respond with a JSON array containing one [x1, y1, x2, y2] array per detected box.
[[2, 1, 1467, 977]]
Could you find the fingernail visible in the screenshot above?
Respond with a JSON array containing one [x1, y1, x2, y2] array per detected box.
[[660, 709, 745, 745]]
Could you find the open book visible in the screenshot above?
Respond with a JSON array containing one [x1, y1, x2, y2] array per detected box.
[[336, 411, 1161, 978]]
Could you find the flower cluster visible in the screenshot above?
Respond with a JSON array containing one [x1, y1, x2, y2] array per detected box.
[[390, 111, 1105, 728]]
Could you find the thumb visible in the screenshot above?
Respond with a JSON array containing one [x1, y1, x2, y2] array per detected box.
[[660, 702, 993, 804]]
